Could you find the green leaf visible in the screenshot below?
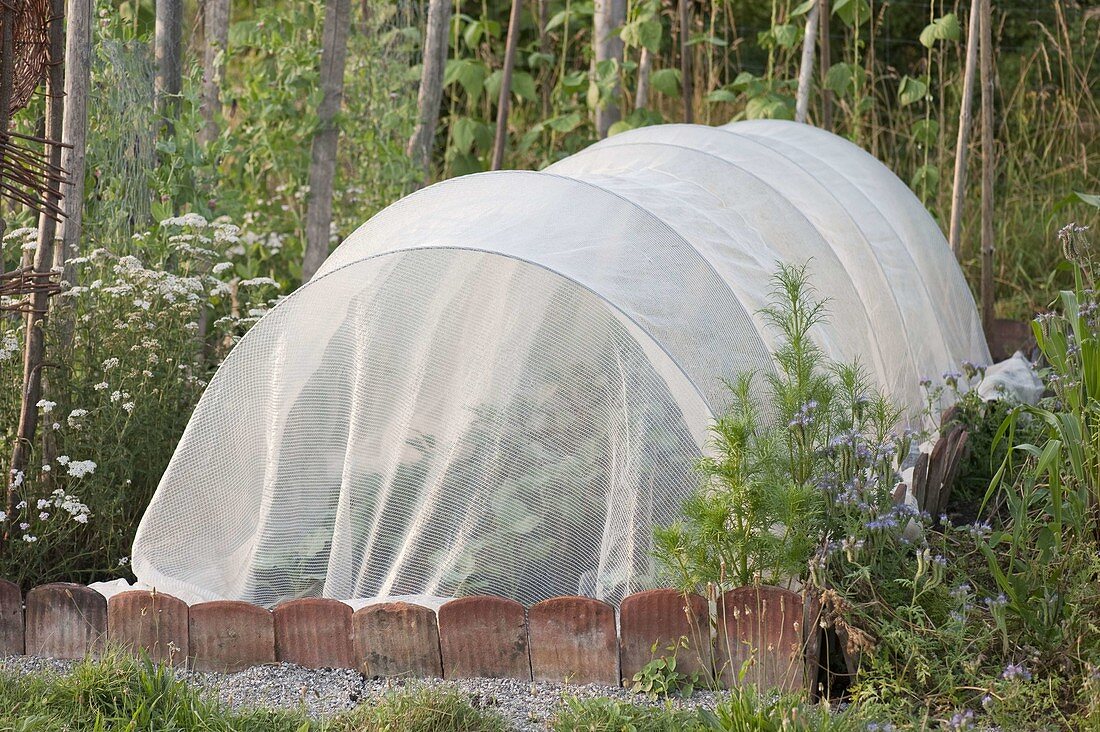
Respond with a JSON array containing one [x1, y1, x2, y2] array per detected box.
[[511, 71, 538, 101], [772, 24, 800, 49], [463, 20, 484, 48], [746, 93, 794, 120], [545, 9, 570, 32], [920, 13, 961, 48], [824, 62, 854, 96], [1074, 191, 1100, 208], [911, 118, 939, 145], [607, 120, 634, 136], [705, 89, 738, 103], [650, 68, 682, 97], [897, 75, 928, 106], [527, 51, 554, 68], [621, 19, 662, 52], [910, 163, 940, 191], [833, 0, 870, 27], [545, 111, 582, 133], [689, 33, 728, 47], [484, 68, 503, 101], [444, 58, 488, 104], [560, 70, 588, 92], [791, 0, 817, 17], [451, 117, 478, 154]]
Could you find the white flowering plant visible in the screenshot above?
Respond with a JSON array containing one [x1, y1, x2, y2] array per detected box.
[[0, 216, 279, 586]]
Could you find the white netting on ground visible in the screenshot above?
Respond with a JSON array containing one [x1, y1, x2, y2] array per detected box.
[[131, 120, 990, 608]]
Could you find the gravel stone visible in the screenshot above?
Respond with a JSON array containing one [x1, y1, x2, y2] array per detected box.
[[0, 655, 725, 730]]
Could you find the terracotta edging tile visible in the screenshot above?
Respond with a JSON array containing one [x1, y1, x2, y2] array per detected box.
[[352, 601, 442, 678], [108, 590, 189, 665], [529, 596, 617, 685], [25, 583, 106, 659], [438, 596, 530, 680]]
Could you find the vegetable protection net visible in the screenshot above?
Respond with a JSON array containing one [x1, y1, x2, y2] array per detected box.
[[132, 120, 989, 607]]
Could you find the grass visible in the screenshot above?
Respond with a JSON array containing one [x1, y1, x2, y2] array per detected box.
[[0, 651, 884, 732], [0, 652, 507, 732], [550, 688, 869, 732]]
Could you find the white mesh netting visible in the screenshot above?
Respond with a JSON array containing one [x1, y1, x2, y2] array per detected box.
[[131, 120, 990, 608]]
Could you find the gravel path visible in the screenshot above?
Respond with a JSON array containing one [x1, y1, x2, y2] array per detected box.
[[0, 656, 724, 730]]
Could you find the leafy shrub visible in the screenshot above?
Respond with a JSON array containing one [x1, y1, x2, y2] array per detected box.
[[654, 262, 908, 593], [0, 217, 277, 587], [656, 250, 1100, 725]]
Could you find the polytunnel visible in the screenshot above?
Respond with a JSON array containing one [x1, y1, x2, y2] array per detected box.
[[130, 120, 990, 608]]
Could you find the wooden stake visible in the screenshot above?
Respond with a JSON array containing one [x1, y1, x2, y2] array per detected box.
[[406, 0, 452, 184], [679, 0, 692, 123], [795, 0, 821, 124], [948, 0, 980, 257], [7, 0, 68, 543], [57, 0, 91, 273], [198, 0, 229, 147], [0, 0, 15, 254], [979, 0, 995, 333], [302, 0, 351, 282], [154, 0, 182, 129], [634, 46, 652, 111], [491, 0, 522, 170], [818, 0, 831, 131], [592, 0, 625, 139], [36, 0, 66, 256]]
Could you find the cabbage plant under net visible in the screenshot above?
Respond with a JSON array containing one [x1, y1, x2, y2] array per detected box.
[[131, 120, 990, 608]]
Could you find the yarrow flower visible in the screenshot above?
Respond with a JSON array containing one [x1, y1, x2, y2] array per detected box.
[[238, 276, 281, 289], [160, 212, 208, 229], [68, 408, 88, 428], [35, 399, 56, 413], [66, 460, 96, 478]]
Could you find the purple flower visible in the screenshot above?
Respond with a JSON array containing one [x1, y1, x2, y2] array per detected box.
[[947, 709, 975, 730], [967, 521, 992, 540], [1002, 662, 1032, 681], [949, 582, 971, 599]]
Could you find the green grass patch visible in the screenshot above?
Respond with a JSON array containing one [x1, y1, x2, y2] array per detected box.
[[550, 688, 866, 732], [0, 653, 507, 732]]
